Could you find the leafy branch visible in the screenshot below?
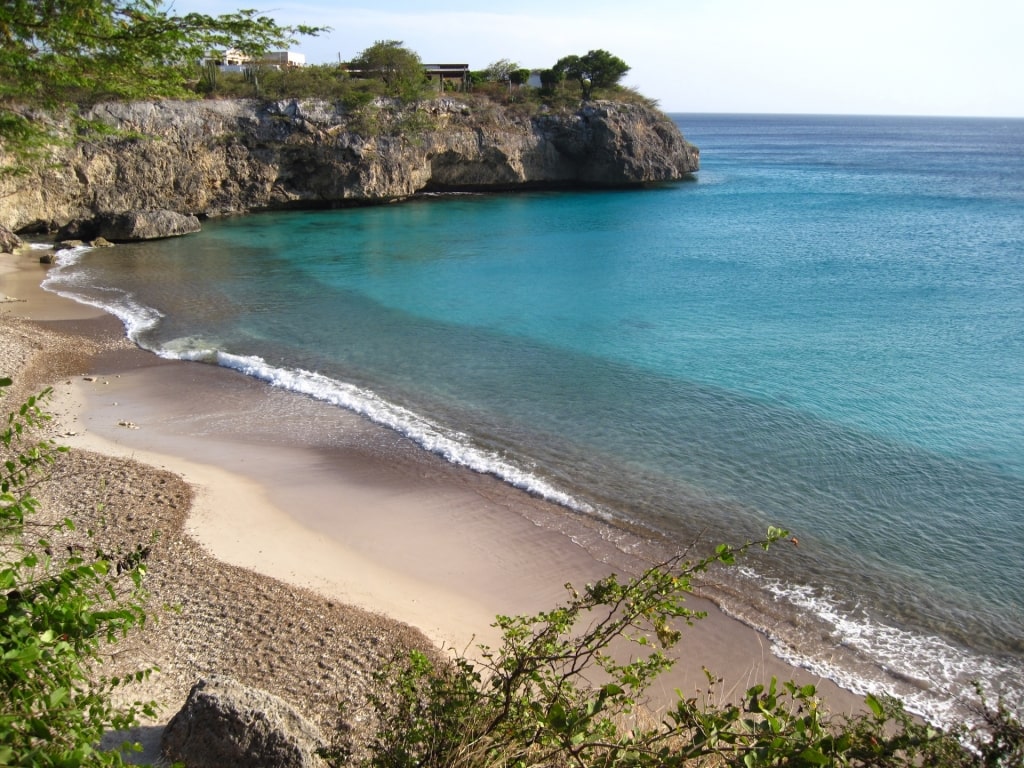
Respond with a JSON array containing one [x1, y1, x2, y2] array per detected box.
[[0, 1, 328, 171], [353, 516, 1022, 767], [1, 378, 155, 767]]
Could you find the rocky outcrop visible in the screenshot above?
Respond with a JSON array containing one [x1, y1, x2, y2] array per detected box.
[[161, 676, 328, 768], [96, 209, 201, 241], [0, 224, 20, 253], [55, 210, 200, 242], [0, 97, 699, 233]]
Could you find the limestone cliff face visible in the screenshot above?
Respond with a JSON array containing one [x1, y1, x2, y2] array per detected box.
[[0, 97, 699, 233]]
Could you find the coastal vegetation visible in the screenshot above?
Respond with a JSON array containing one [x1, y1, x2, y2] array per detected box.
[[0, 0, 327, 171], [551, 49, 632, 100], [1, 380, 155, 766], [190, 44, 652, 115], [350, 542, 1022, 767], [347, 41, 430, 102]]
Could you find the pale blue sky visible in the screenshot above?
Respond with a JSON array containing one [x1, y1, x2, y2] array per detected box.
[[166, 0, 1024, 117]]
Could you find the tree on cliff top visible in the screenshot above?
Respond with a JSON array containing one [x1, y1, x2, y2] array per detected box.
[[553, 49, 630, 100], [0, 0, 325, 167], [348, 40, 426, 99]]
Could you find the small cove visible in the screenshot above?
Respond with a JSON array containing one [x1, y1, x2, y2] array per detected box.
[[44, 113, 1024, 726]]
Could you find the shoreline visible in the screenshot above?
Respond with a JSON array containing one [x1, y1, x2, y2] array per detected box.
[[1, 247, 865, 747]]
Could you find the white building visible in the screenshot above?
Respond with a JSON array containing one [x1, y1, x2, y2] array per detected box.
[[205, 49, 306, 70], [261, 51, 306, 68]]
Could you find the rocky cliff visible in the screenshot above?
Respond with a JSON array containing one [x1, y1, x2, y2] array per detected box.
[[0, 97, 698, 236]]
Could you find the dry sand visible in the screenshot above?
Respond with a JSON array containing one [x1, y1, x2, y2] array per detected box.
[[1, 246, 865, 763]]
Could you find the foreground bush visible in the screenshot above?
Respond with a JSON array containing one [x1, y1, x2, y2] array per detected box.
[[351, 532, 1023, 767], [0, 379, 154, 767]]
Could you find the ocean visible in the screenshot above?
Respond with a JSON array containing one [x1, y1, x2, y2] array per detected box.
[[44, 113, 1024, 727]]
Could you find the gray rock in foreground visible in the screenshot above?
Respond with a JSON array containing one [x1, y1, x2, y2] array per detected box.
[[161, 676, 328, 768]]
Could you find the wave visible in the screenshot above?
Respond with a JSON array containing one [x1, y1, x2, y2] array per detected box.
[[40, 244, 594, 516], [729, 567, 1024, 729], [40, 245, 164, 339], [170, 344, 597, 515]]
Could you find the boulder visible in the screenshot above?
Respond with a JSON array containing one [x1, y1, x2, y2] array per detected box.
[[161, 676, 328, 768], [0, 224, 20, 253], [96, 209, 200, 241]]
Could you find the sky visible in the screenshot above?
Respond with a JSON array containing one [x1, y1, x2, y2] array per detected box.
[[166, 0, 1024, 117]]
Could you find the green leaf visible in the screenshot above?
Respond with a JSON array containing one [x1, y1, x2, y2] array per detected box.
[[715, 543, 736, 564], [865, 692, 884, 718], [49, 687, 69, 707], [799, 747, 832, 765], [547, 702, 567, 730]]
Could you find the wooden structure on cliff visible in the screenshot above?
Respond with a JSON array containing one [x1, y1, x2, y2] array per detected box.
[[423, 64, 470, 92]]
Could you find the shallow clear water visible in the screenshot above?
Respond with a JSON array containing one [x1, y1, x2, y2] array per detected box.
[[47, 113, 1024, 725]]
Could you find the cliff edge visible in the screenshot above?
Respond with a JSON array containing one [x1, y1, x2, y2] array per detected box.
[[0, 97, 698, 235]]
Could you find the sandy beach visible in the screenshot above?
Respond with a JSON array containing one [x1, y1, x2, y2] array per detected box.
[[1, 246, 864, 760]]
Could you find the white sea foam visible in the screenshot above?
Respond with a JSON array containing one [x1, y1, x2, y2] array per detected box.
[[158, 345, 595, 514], [40, 245, 164, 339], [39, 246, 594, 513], [38, 242, 90, 268], [733, 567, 1024, 729]]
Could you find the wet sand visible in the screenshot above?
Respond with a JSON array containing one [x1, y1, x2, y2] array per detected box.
[[1, 246, 865, 757]]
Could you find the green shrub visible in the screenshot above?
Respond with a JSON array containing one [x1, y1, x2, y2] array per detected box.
[[0, 379, 154, 767], [259, 64, 353, 102], [352, 527, 1022, 767]]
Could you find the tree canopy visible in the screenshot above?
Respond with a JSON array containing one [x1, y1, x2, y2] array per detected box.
[[553, 49, 630, 99], [484, 59, 519, 83], [348, 40, 425, 98], [0, 0, 326, 164]]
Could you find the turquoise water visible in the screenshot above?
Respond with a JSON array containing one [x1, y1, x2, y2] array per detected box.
[[47, 114, 1024, 724]]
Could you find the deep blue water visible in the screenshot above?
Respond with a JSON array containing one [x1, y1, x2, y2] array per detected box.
[[46, 113, 1024, 725]]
